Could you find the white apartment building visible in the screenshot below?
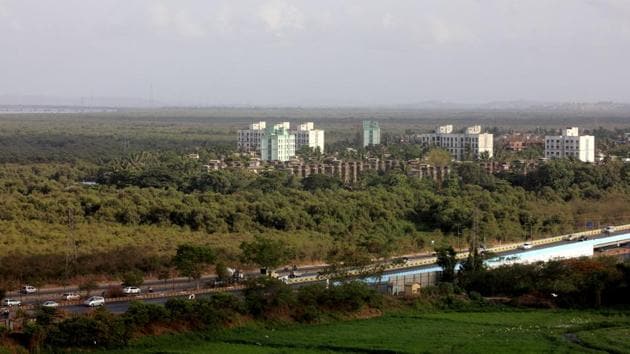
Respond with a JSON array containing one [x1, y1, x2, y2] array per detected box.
[[260, 126, 296, 161], [295, 122, 325, 153], [544, 127, 595, 162], [237, 121, 266, 151], [363, 121, 381, 147], [416, 125, 494, 160], [238, 121, 325, 158]]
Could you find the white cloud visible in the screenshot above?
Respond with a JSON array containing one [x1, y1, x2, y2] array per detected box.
[[149, 2, 171, 28], [425, 16, 477, 45], [382, 13, 395, 29], [213, 5, 233, 33], [0, 0, 23, 31], [258, 0, 304, 36], [149, 2, 206, 38]]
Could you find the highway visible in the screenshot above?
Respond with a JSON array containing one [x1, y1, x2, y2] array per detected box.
[[4, 228, 630, 315], [4, 263, 331, 304]]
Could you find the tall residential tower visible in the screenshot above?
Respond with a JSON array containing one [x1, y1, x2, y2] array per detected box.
[[362, 120, 381, 147], [295, 122, 325, 153], [260, 125, 296, 162], [237, 121, 266, 152]]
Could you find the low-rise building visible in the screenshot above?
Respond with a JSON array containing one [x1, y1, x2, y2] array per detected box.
[[501, 133, 544, 152], [416, 125, 494, 160], [544, 127, 595, 162]]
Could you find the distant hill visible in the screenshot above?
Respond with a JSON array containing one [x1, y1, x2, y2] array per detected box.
[[1, 95, 630, 114], [0, 94, 162, 108]]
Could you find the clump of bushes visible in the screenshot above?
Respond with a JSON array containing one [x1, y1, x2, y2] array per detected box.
[[460, 258, 630, 308], [243, 278, 382, 323], [19, 279, 382, 351]]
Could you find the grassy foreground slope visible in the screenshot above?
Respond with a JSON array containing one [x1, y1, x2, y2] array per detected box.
[[107, 310, 630, 354]]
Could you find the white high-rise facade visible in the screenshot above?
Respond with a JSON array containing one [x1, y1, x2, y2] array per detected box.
[[544, 127, 595, 162], [363, 121, 381, 147], [238, 121, 324, 159], [295, 122, 325, 153], [260, 125, 296, 162], [237, 121, 266, 151], [416, 125, 494, 160]]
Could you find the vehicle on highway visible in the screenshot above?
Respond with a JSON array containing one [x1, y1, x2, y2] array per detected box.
[[604, 226, 616, 234], [391, 257, 410, 265], [84, 296, 105, 307], [122, 286, 141, 295], [20, 285, 37, 294], [278, 275, 289, 283], [519, 242, 533, 250], [41, 301, 59, 308], [2, 299, 21, 307], [578, 236, 589, 242], [260, 268, 279, 277], [232, 269, 244, 282], [61, 292, 81, 300], [211, 279, 226, 288]]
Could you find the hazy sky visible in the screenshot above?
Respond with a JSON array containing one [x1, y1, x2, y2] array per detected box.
[[2, 0, 630, 106]]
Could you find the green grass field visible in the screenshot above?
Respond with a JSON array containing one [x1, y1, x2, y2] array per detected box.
[[105, 309, 630, 354]]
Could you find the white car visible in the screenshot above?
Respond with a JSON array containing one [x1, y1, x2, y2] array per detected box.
[[2, 299, 21, 307], [519, 242, 533, 250], [41, 301, 59, 308], [84, 296, 105, 307], [604, 226, 616, 234], [278, 275, 289, 284], [61, 292, 81, 300], [20, 285, 37, 294], [122, 286, 141, 295]]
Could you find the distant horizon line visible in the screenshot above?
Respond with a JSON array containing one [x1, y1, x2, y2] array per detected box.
[[1, 100, 630, 110]]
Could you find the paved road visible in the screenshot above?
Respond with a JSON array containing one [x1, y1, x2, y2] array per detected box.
[[7, 229, 630, 314]]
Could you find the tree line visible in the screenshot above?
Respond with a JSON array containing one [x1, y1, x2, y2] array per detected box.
[[0, 152, 628, 285]]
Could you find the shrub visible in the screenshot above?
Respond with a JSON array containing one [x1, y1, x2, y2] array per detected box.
[[163, 296, 243, 329], [120, 270, 144, 287], [438, 282, 454, 296], [297, 284, 328, 308], [468, 291, 483, 301], [45, 309, 128, 349], [164, 298, 195, 322], [244, 277, 296, 317], [124, 301, 169, 329], [215, 262, 230, 282], [208, 292, 246, 316], [328, 281, 382, 312], [191, 299, 221, 328], [296, 304, 321, 323]]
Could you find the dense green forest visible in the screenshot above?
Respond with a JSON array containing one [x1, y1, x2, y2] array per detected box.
[[0, 111, 629, 284], [0, 154, 629, 284]]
